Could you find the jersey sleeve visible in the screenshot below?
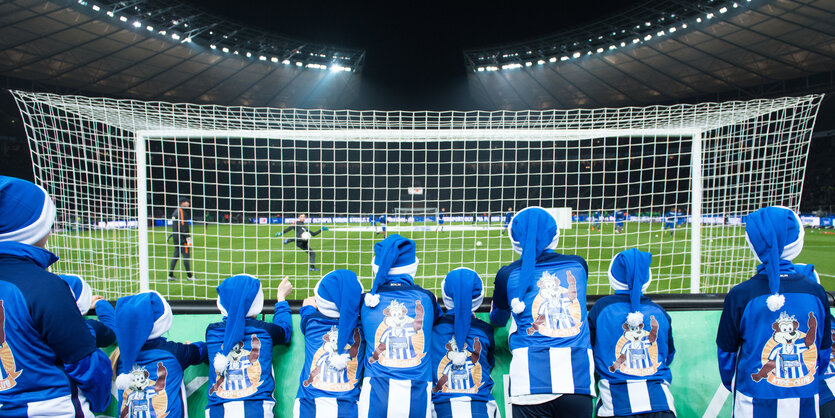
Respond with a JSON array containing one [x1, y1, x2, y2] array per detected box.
[[167, 340, 208, 370], [490, 266, 511, 326], [664, 309, 675, 366], [63, 349, 113, 412], [716, 290, 744, 390], [299, 305, 317, 335], [265, 301, 292, 344], [29, 276, 98, 364], [93, 299, 116, 331], [282, 225, 294, 234], [86, 319, 116, 347]]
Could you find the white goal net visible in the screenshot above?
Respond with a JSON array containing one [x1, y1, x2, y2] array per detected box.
[[11, 91, 822, 300]]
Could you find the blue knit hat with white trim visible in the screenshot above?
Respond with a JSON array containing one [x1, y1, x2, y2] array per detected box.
[[58, 274, 93, 315], [365, 234, 418, 307], [212, 274, 264, 375], [441, 268, 484, 366], [745, 206, 804, 311], [608, 249, 653, 327], [114, 291, 173, 390], [506, 207, 560, 314], [314, 269, 364, 370], [0, 176, 56, 245]]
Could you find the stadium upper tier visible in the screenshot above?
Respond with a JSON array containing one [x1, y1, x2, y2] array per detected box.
[[0, 0, 364, 108], [466, 0, 835, 108]]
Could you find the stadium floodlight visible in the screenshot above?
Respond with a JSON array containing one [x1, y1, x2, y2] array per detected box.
[[210, 44, 216, 49], [537, 59, 545, 65], [696, 17, 702, 22], [719, 6, 728, 13], [620, 41, 626, 47], [596, 47, 604, 53], [572, 52, 581, 58], [296, 61, 303, 66], [706, 12, 714, 19], [271, 57, 278, 63], [525, 61, 532, 67], [669, 27, 677, 33], [146, 25, 154, 31], [106, 10, 113, 17], [246, 52, 252, 58], [119, 15, 127, 22], [282, 59, 291, 65], [549, 57, 558, 62], [633, 38, 640, 43], [92, 4, 100, 11], [10, 92, 823, 300], [222, 47, 229, 53], [682, 23, 687, 28], [259, 55, 267, 61], [644, 34, 652, 41], [171, 33, 180, 40], [132, 21, 141, 28]]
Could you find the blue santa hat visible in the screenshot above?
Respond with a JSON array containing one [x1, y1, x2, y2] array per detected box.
[[506, 207, 560, 314], [58, 274, 93, 316], [314, 269, 364, 370], [365, 234, 418, 307], [0, 176, 56, 245], [114, 291, 173, 390], [441, 268, 484, 366], [608, 249, 653, 327], [745, 206, 804, 312], [213, 274, 264, 375]]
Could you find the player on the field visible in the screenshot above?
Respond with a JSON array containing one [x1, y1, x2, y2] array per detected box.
[[295, 269, 365, 418], [58, 274, 116, 347], [0, 176, 112, 416], [490, 206, 595, 417], [591, 211, 603, 231], [663, 210, 676, 237], [436, 208, 446, 232], [375, 214, 388, 237], [589, 249, 676, 417], [359, 235, 441, 418], [206, 274, 293, 416], [502, 207, 513, 235], [614, 210, 626, 233], [168, 197, 194, 281], [431, 268, 498, 418], [717, 207, 831, 417], [114, 291, 207, 418], [275, 214, 328, 272]]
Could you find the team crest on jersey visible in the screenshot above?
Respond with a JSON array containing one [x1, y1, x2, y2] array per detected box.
[[210, 334, 263, 399], [121, 362, 168, 418], [303, 326, 362, 392], [527, 270, 583, 337], [0, 301, 22, 391], [433, 336, 483, 394], [751, 312, 818, 387], [369, 299, 426, 368], [609, 315, 661, 376]]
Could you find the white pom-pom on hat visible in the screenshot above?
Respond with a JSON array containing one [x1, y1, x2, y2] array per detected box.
[[365, 293, 380, 308], [115, 373, 133, 391], [767, 293, 785, 312], [626, 311, 645, 328], [213, 352, 229, 376], [330, 353, 350, 370], [511, 298, 526, 314], [449, 351, 467, 366]]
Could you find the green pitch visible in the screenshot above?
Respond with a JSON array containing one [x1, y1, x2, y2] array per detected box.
[[52, 222, 835, 300]]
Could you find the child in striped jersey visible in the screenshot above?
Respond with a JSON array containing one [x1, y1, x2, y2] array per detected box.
[[490, 206, 595, 417], [58, 274, 116, 348], [359, 234, 441, 418], [588, 249, 676, 417], [114, 291, 207, 418], [431, 268, 498, 418], [295, 269, 365, 418], [717, 207, 831, 417], [206, 274, 294, 417], [793, 263, 835, 418]]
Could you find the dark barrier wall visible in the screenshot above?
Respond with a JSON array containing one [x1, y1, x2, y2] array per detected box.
[[96, 295, 835, 417]]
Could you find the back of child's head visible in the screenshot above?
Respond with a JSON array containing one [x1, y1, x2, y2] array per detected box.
[[440, 268, 484, 365], [313, 269, 363, 370], [745, 206, 804, 311], [114, 291, 172, 390], [213, 274, 264, 375], [505, 206, 560, 314], [365, 234, 419, 308], [608, 248, 653, 327], [58, 273, 93, 315]]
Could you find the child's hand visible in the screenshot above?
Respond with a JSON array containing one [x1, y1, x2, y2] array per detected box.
[[302, 296, 316, 307], [276, 277, 293, 301], [90, 295, 105, 311]]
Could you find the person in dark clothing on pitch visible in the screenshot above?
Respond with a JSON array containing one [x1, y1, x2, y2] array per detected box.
[[168, 197, 194, 281], [274, 214, 327, 272]]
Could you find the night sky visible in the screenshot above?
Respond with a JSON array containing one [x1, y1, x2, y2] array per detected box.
[[187, 0, 635, 109]]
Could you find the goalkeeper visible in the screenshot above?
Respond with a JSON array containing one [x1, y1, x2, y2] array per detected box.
[[168, 197, 194, 281], [275, 214, 327, 272]]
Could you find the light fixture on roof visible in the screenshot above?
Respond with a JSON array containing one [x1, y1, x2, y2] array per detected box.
[[561, 56, 569, 61], [171, 33, 180, 40], [106, 10, 113, 17], [259, 55, 267, 61], [537, 59, 545, 65], [706, 12, 714, 19], [132, 21, 141, 28], [682, 23, 687, 28], [733, 2, 739, 7], [633, 38, 640, 43], [525, 61, 532, 67], [246, 52, 252, 58], [669, 27, 676, 33], [477, 67, 485, 72], [609, 45, 616, 50], [92, 4, 100, 11], [549, 56, 558, 62], [271, 57, 278, 62], [222, 47, 229, 53], [146, 25, 153, 31], [596, 47, 604, 53], [572, 52, 581, 58], [282, 59, 290, 64], [119, 15, 127, 22], [719, 6, 727, 13], [644, 34, 652, 41], [159, 30, 166, 35], [696, 17, 702, 22], [657, 30, 665, 36], [210, 44, 216, 49], [620, 41, 626, 47], [183, 37, 192, 43], [296, 62, 303, 67]]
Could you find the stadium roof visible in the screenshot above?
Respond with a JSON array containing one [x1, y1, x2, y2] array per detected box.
[[0, 0, 363, 108], [466, 0, 835, 108]]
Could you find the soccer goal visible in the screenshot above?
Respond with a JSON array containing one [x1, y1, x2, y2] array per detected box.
[[11, 91, 822, 300]]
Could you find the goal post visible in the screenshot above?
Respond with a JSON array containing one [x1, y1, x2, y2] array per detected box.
[[10, 91, 823, 300]]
